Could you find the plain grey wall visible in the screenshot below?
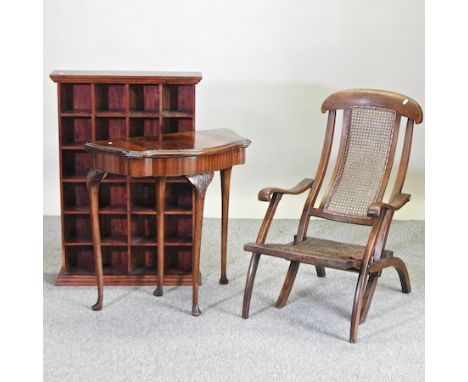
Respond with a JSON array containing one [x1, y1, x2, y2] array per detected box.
[[43, 0, 424, 218]]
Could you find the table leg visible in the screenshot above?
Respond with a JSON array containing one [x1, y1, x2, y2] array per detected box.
[[154, 177, 166, 297], [220, 167, 232, 284], [187, 172, 214, 316], [87, 168, 107, 311]]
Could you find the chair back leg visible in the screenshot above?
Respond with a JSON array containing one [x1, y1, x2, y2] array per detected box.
[[349, 272, 369, 343], [359, 273, 380, 323], [275, 261, 300, 308], [369, 256, 412, 294], [393, 258, 412, 293], [315, 266, 326, 277]]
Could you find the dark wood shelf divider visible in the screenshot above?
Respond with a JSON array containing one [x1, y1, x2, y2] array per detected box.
[[51, 70, 202, 286]]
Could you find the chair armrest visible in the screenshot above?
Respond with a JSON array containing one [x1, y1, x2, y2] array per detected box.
[[367, 193, 411, 218], [258, 178, 314, 202]]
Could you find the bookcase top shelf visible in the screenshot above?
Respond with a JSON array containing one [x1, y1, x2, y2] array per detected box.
[[50, 70, 202, 84]]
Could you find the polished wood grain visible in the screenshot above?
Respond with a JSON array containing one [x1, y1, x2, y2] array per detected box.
[[242, 89, 423, 343], [93, 149, 245, 178], [86, 129, 250, 178], [85, 128, 251, 158]]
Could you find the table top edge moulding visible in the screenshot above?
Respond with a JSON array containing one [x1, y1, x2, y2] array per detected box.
[[84, 129, 252, 158], [84, 128, 251, 178]]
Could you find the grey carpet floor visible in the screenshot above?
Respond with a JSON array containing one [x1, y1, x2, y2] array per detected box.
[[43, 217, 424, 382]]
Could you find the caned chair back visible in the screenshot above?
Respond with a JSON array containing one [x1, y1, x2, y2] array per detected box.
[[305, 89, 423, 226]]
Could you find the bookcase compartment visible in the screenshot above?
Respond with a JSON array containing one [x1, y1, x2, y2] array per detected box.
[[130, 118, 159, 137], [64, 214, 91, 244], [65, 246, 94, 274], [62, 150, 92, 179], [99, 183, 127, 212], [161, 118, 193, 134], [129, 85, 160, 114], [162, 84, 194, 114], [63, 183, 89, 212], [96, 118, 126, 140], [165, 246, 193, 274], [99, 215, 128, 244], [165, 183, 193, 212], [61, 117, 92, 146], [131, 215, 157, 245], [165, 215, 192, 244], [102, 246, 128, 274], [131, 182, 156, 211], [95, 84, 126, 113], [130, 246, 156, 274], [66, 246, 128, 275], [60, 84, 92, 113]]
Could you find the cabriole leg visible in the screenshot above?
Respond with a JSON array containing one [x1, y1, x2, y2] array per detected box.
[[187, 173, 214, 316], [87, 168, 106, 311]]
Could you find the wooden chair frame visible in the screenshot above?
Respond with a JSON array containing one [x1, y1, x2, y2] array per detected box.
[[242, 89, 423, 343]]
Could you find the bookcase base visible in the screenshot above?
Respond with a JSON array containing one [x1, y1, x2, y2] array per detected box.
[[55, 271, 197, 286]]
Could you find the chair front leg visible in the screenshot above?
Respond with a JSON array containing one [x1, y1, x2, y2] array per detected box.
[[242, 252, 261, 319], [242, 193, 283, 319]]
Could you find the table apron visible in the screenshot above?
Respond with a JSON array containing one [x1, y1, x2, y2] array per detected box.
[[91, 148, 246, 177]]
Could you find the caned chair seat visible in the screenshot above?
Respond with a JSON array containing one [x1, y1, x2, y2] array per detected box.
[[245, 238, 393, 270]]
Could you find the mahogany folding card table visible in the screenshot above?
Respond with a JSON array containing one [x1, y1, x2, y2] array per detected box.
[[84, 128, 251, 315]]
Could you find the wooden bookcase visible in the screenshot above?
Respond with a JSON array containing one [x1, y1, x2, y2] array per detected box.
[[50, 71, 202, 286]]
